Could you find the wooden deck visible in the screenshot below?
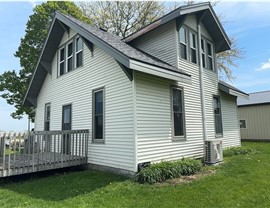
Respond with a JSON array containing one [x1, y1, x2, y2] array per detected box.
[[0, 130, 89, 177]]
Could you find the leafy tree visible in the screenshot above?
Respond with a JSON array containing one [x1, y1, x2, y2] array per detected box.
[[79, 1, 165, 38], [79, 1, 242, 80], [0, 1, 91, 120]]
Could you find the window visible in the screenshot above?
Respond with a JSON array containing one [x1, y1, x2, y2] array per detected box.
[[67, 42, 73, 72], [59, 47, 65, 76], [201, 39, 206, 68], [62, 104, 72, 131], [207, 42, 214, 70], [189, 32, 197, 64], [44, 103, 50, 131], [93, 88, 104, 142], [172, 87, 185, 137], [75, 37, 83, 68], [239, 120, 247, 129], [213, 96, 223, 135], [179, 27, 188, 60], [58, 36, 83, 76]]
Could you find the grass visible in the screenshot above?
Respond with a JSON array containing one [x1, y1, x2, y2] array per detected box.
[[0, 142, 269, 208]]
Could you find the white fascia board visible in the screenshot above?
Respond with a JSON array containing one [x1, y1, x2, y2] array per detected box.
[[229, 89, 249, 99], [129, 59, 191, 84]]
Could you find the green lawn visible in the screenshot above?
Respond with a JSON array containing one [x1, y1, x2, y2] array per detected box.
[[0, 142, 270, 208]]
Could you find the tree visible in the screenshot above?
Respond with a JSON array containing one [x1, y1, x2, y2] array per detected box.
[[79, 1, 242, 80], [0, 1, 91, 120], [79, 1, 165, 38]]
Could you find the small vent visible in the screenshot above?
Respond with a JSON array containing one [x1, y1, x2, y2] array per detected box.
[[204, 139, 223, 164]]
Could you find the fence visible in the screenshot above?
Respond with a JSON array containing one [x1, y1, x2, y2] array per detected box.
[[0, 130, 89, 177]]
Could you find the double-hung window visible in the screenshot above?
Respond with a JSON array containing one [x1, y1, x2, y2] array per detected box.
[[172, 87, 185, 138], [58, 36, 83, 76], [201, 39, 206, 68], [59, 47, 65, 76], [213, 96, 223, 135], [207, 42, 214, 70], [44, 103, 51, 131], [67, 42, 73, 72], [189, 32, 197, 64], [75, 37, 83, 68], [93, 88, 105, 142], [179, 27, 188, 60]]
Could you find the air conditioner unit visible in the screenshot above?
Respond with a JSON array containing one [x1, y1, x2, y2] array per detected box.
[[204, 139, 223, 164]]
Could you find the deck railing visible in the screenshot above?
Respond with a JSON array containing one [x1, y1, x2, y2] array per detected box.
[[0, 130, 89, 177]]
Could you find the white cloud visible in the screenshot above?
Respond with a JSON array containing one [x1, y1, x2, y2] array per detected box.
[[256, 59, 270, 71]]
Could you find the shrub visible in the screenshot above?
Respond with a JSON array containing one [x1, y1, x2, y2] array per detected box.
[[223, 146, 254, 157], [135, 158, 202, 184]]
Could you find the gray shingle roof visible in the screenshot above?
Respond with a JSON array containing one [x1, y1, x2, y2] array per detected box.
[[237, 90, 270, 106], [63, 13, 190, 77]]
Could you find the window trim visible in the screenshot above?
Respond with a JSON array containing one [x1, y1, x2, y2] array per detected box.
[[189, 30, 198, 64], [213, 95, 223, 137], [57, 35, 83, 77], [44, 103, 51, 131], [75, 36, 83, 68], [66, 40, 74, 72], [92, 87, 105, 143], [239, 119, 247, 129], [171, 86, 186, 141], [59, 46, 65, 76], [179, 26, 188, 61], [62, 104, 72, 131]]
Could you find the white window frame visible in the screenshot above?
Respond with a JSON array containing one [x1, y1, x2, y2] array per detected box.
[[59, 46, 65, 76], [171, 86, 186, 140], [75, 36, 83, 68], [189, 31, 197, 64], [66, 41, 74, 72], [206, 41, 214, 71], [179, 26, 188, 60], [239, 119, 247, 129], [201, 38, 206, 68]]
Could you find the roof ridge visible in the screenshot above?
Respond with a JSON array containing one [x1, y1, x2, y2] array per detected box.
[[249, 90, 270, 94], [123, 2, 210, 42]]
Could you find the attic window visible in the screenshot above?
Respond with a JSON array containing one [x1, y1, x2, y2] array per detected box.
[[179, 26, 198, 64], [58, 36, 83, 77]]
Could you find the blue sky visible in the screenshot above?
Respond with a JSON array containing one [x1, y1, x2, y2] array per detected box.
[[0, 1, 270, 131]]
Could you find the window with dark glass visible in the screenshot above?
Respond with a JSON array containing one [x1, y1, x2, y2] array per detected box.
[[93, 88, 104, 141], [189, 32, 197, 64], [62, 104, 72, 131], [44, 103, 50, 131], [179, 27, 188, 60], [213, 96, 223, 135], [207, 42, 214, 70], [58, 36, 83, 76], [172, 87, 185, 137], [239, 120, 246, 129], [76, 37, 83, 68], [59, 48, 65, 76], [67, 42, 73, 72], [201, 39, 206, 68]]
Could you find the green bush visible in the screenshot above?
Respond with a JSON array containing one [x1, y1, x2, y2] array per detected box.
[[135, 158, 202, 184], [223, 146, 254, 157]]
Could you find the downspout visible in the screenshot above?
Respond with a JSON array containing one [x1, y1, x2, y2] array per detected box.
[[197, 18, 208, 144]]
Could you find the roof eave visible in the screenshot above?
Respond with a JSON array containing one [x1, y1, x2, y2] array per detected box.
[[218, 82, 248, 99]]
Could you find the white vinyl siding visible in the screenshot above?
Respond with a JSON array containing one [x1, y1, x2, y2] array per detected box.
[[220, 92, 241, 147], [130, 21, 178, 67], [135, 71, 204, 164], [35, 29, 135, 172]]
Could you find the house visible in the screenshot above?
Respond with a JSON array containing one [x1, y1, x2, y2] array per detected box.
[[237, 90, 270, 141], [23, 2, 248, 175]]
